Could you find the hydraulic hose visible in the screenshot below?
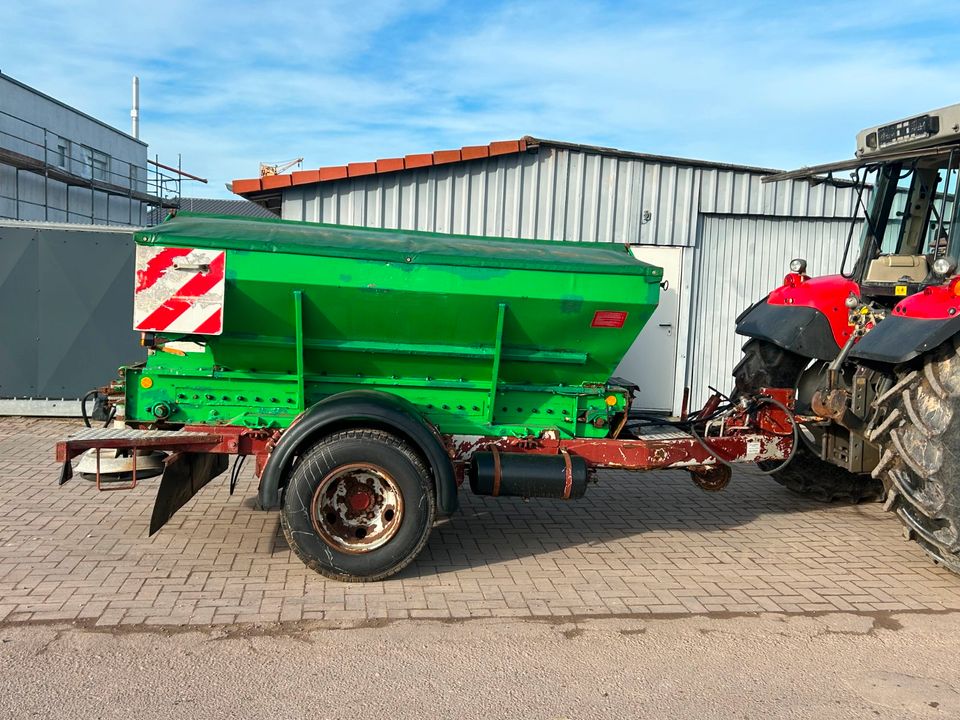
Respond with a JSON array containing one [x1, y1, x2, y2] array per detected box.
[[687, 394, 800, 476], [229, 454, 247, 496], [625, 402, 734, 432], [80, 390, 98, 429], [80, 389, 116, 429]]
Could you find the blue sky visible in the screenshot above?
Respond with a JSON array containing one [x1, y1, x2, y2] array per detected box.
[[4, 1, 960, 198]]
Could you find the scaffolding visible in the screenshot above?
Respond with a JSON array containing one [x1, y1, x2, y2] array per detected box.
[[0, 108, 205, 225], [147, 155, 208, 223]]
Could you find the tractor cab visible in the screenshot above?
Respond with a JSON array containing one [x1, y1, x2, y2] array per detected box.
[[737, 104, 960, 367], [770, 103, 960, 308], [852, 151, 960, 304]]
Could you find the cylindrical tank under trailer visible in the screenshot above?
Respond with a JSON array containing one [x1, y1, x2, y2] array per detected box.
[[56, 213, 800, 581]]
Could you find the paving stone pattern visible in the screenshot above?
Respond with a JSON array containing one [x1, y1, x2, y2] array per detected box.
[[2, 417, 959, 628]]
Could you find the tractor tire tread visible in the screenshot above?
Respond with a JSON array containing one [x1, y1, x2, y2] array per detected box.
[[872, 339, 960, 574]]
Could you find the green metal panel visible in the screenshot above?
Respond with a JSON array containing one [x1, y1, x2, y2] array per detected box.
[[126, 214, 662, 439]]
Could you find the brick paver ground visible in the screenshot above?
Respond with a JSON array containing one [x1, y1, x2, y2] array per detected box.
[[2, 417, 959, 628]]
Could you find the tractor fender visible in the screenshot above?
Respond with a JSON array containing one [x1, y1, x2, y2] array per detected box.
[[850, 315, 960, 364], [735, 298, 842, 361], [736, 275, 860, 361], [257, 390, 458, 516]]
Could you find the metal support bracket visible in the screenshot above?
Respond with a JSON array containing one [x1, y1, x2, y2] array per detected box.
[[95, 447, 139, 491], [487, 303, 507, 424], [293, 289, 306, 412]]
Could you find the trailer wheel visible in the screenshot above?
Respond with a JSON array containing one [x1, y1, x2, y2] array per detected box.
[[281, 429, 436, 582], [733, 338, 881, 502], [871, 338, 960, 574]]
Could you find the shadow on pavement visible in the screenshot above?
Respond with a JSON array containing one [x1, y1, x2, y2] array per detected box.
[[283, 465, 877, 578]]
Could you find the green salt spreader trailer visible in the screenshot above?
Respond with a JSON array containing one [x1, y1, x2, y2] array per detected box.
[[56, 213, 799, 581]]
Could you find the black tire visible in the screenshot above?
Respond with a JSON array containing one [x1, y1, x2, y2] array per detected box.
[[733, 338, 881, 502], [281, 429, 436, 582], [870, 338, 960, 574], [733, 338, 810, 398]]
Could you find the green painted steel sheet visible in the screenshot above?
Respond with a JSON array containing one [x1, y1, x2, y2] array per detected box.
[[127, 213, 662, 438]]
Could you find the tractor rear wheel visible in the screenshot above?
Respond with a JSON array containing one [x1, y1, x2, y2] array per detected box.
[[733, 338, 881, 502], [871, 338, 960, 574]]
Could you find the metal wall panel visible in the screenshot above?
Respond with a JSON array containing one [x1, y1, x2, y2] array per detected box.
[[698, 168, 866, 218], [281, 144, 866, 248], [685, 215, 861, 408], [0, 222, 143, 401], [0, 75, 147, 169], [0, 226, 38, 395]]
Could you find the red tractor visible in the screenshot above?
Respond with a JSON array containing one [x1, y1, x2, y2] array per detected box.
[[735, 103, 960, 573]]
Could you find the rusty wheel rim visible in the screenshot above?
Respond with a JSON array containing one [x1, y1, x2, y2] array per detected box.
[[309, 463, 404, 554]]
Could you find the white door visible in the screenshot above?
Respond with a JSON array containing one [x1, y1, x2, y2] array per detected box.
[[613, 246, 684, 413]]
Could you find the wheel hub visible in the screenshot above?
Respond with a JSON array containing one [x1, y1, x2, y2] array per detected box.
[[347, 489, 373, 512], [310, 463, 404, 554]]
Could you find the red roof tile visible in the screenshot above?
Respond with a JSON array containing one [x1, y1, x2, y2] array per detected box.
[[260, 174, 292, 190], [318, 165, 348, 181], [489, 140, 520, 156], [375, 157, 404, 173], [460, 145, 489, 160], [404, 153, 433, 169], [348, 161, 377, 177], [432, 149, 461, 164], [232, 138, 529, 197], [231, 178, 262, 194], [291, 169, 321, 185]]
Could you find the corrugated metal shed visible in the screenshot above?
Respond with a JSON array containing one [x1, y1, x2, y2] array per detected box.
[[687, 215, 861, 408], [279, 150, 701, 245], [276, 143, 863, 245], [235, 137, 868, 414]]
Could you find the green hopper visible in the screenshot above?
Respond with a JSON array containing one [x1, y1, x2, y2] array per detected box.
[[127, 213, 663, 440]]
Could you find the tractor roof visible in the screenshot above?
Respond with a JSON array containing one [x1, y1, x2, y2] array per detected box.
[[764, 102, 960, 185]]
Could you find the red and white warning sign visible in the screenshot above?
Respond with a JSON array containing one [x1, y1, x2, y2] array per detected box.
[[133, 246, 226, 335]]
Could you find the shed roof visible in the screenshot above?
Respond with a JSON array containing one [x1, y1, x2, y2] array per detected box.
[[231, 138, 532, 196], [148, 197, 275, 224], [231, 136, 860, 213]]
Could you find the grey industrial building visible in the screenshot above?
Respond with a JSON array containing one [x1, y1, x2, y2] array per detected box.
[[0, 72, 155, 225], [0, 73, 262, 412], [233, 138, 865, 414]]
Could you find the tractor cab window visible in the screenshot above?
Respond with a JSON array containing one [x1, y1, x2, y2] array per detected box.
[[859, 159, 959, 286], [925, 165, 959, 259], [875, 165, 914, 254]]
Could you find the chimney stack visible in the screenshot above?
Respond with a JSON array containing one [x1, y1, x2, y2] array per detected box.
[[131, 76, 140, 139]]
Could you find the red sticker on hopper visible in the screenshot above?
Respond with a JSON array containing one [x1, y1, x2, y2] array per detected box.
[[591, 311, 628, 328]]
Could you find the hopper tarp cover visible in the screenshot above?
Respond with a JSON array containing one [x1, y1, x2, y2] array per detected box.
[[137, 212, 662, 278]]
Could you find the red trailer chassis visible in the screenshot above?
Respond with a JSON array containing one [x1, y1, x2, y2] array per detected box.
[[56, 388, 799, 496]]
